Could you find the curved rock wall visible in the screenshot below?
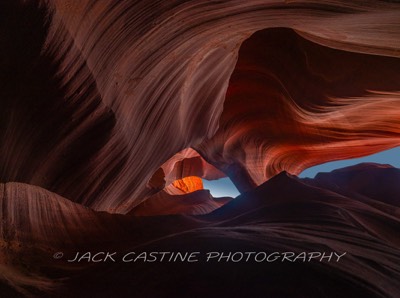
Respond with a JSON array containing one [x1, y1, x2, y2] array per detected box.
[[2, 1, 399, 213]]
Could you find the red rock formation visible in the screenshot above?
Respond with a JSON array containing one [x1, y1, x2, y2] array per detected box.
[[138, 148, 231, 215], [1, 0, 400, 296], [171, 176, 203, 193], [2, 0, 400, 212], [156, 148, 226, 190], [196, 28, 400, 192], [2, 170, 400, 297]]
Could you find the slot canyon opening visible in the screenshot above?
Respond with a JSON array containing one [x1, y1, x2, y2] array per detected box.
[[299, 146, 400, 178], [151, 147, 243, 200], [134, 148, 241, 216], [202, 177, 240, 198], [171, 175, 240, 198]]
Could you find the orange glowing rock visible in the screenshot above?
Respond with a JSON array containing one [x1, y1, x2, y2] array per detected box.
[[171, 176, 204, 193]]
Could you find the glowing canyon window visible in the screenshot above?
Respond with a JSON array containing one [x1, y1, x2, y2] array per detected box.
[[171, 176, 240, 198]]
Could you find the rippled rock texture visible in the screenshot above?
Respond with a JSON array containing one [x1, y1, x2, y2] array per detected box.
[[1, 0, 400, 297]]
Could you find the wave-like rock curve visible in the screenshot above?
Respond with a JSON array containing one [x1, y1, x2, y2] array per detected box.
[[1, 1, 400, 297], [2, 0, 400, 212]]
